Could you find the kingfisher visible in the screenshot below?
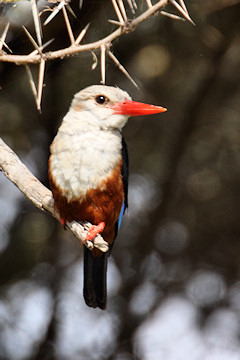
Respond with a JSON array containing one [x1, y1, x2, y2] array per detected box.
[[48, 85, 166, 309]]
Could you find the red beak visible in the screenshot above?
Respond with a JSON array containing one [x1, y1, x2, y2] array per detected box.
[[111, 99, 167, 116]]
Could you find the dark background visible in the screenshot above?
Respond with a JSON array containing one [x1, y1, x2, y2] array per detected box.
[[1, 1, 240, 359]]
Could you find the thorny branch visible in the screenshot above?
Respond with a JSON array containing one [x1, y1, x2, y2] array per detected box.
[[0, 0, 170, 65], [0, 0, 193, 108]]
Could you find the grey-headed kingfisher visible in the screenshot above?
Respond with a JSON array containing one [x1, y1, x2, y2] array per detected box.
[[48, 85, 166, 309]]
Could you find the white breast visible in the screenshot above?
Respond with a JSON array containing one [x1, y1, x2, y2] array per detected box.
[[49, 110, 122, 201]]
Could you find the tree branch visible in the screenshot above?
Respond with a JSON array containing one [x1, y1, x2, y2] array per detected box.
[[0, 0, 169, 65], [0, 0, 193, 110], [0, 137, 109, 253]]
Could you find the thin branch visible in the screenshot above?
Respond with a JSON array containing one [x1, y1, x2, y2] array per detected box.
[[0, 0, 169, 64], [0, 137, 109, 253], [133, 0, 169, 25]]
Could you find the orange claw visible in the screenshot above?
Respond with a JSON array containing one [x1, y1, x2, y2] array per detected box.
[[85, 222, 105, 241]]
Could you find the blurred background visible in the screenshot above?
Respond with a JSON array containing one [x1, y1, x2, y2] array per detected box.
[[1, 0, 240, 359]]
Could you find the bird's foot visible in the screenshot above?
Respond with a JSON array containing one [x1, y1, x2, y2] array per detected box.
[[60, 217, 67, 229], [85, 222, 105, 241]]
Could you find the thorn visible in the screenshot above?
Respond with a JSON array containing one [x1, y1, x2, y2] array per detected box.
[[79, 0, 84, 9], [75, 22, 90, 45], [0, 22, 12, 53], [66, 3, 77, 18], [108, 19, 126, 27], [62, 4, 75, 44], [25, 65, 38, 109], [91, 51, 98, 70], [111, 0, 124, 24], [160, 10, 186, 22], [178, 0, 189, 15], [23, 26, 43, 56], [37, 59, 45, 112], [44, 0, 66, 26], [117, 0, 128, 22], [31, 0, 42, 47], [131, 0, 137, 10], [169, 0, 195, 25], [100, 45, 106, 84], [146, 0, 153, 8], [126, 0, 135, 14], [126, 0, 136, 14], [107, 50, 139, 89], [0, 40, 12, 54], [29, 38, 55, 56]]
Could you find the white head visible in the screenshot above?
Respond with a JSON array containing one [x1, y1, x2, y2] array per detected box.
[[69, 85, 167, 131], [71, 85, 131, 130]]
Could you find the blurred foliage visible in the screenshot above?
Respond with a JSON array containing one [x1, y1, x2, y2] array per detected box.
[[1, 1, 240, 359]]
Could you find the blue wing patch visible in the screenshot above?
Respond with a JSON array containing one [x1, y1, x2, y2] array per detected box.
[[117, 202, 126, 230], [112, 135, 129, 246]]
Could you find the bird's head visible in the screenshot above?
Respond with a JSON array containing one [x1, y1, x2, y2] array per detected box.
[[70, 85, 166, 130]]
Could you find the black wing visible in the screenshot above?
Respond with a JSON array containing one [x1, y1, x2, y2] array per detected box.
[[114, 135, 129, 236]]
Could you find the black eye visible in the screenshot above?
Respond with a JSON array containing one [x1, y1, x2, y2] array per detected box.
[[95, 95, 108, 105]]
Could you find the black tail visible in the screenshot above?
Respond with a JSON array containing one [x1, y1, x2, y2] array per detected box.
[[83, 246, 107, 309]]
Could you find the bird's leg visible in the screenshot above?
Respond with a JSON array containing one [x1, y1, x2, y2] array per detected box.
[[85, 222, 105, 241], [60, 217, 67, 229]]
